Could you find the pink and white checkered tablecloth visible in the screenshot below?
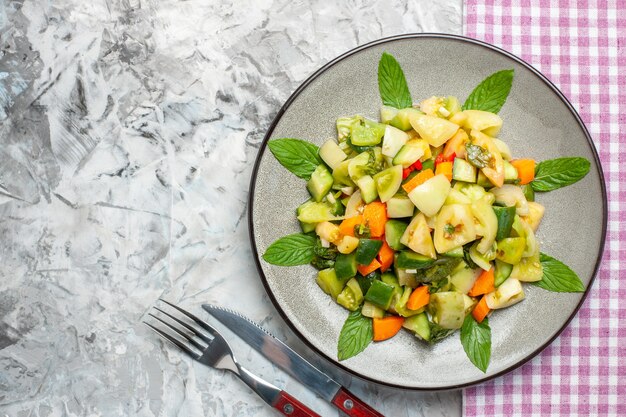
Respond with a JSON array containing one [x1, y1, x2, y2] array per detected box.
[[463, 1, 625, 416]]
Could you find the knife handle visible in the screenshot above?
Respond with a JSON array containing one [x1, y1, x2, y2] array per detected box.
[[273, 391, 321, 417], [332, 387, 384, 417]]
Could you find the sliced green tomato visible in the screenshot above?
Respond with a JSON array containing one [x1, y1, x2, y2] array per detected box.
[[503, 160, 519, 183], [350, 118, 386, 146], [395, 250, 436, 269], [395, 286, 423, 317], [491, 184, 530, 216], [402, 312, 431, 341], [307, 165, 333, 202], [522, 201, 545, 232], [392, 139, 429, 167], [390, 108, 423, 131], [332, 159, 356, 187], [355, 175, 378, 204], [470, 130, 504, 187], [319, 139, 347, 169], [493, 206, 517, 241], [334, 252, 358, 280], [386, 195, 415, 218], [471, 200, 498, 254], [428, 291, 466, 330], [297, 200, 341, 223], [364, 279, 396, 310], [355, 239, 383, 265], [400, 213, 436, 258], [361, 300, 385, 318], [494, 259, 513, 287], [511, 215, 538, 258], [419, 96, 445, 116], [476, 170, 493, 188], [469, 242, 495, 271], [452, 182, 488, 201], [337, 278, 364, 311], [452, 158, 477, 183], [385, 220, 408, 250], [316, 268, 350, 300], [380, 105, 398, 124], [484, 278, 525, 309], [299, 221, 316, 233], [445, 188, 472, 205], [495, 237, 526, 265], [344, 190, 364, 218], [373, 165, 403, 203], [449, 262, 482, 293], [409, 113, 459, 147], [433, 204, 476, 254], [336, 116, 358, 142], [408, 174, 451, 217], [381, 125, 409, 157], [443, 96, 462, 117], [461, 110, 503, 136], [510, 251, 543, 282]]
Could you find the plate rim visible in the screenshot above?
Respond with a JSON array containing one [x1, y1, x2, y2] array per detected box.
[[247, 32, 608, 390]]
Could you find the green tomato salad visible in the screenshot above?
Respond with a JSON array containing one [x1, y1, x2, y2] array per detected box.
[[263, 53, 590, 372]]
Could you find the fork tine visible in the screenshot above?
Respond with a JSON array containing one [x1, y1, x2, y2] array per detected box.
[[148, 312, 209, 350], [152, 307, 213, 344], [159, 299, 217, 337], [143, 321, 201, 359]]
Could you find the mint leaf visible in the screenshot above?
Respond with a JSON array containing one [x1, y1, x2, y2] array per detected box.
[[463, 69, 514, 113], [262, 233, 316, 266], [531, 157, 590, 192], [337, 310, 372, 361], [460, 315, 491, 373], [268, 139, 322, 180], [428, 322, 457, 344], [532, 253, 585, 292], [378, 52, 412, 109]]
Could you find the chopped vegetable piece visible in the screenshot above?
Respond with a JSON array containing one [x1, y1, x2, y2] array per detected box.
[[337, 278, 364, 311], [362, 202, 388, 238], [373, 316, 405, 341], [468, 267, 496, 297], [435, 161, 453, 182], [335, 252, 358, 280], [357, 258, 382, 276], [377, 240, 395, 272], [407, 285, 430, 310], [364, 279, 396, 309], [472, 297, 490, 323], [356, 239, 384, 265], [495, 237, 526, 265], [443, 129, 468, 159], [402, 168, 435, 193], [339, 215, 363, 237], [510, 159, 536, 185], [493, 206, 517, 241]]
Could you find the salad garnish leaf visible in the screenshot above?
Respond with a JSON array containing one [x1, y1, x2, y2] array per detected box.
[[460, 315, 492, 373], [532, 253, 585, 292], [462, 69, 514, 114], [465, 142, 493, 168], [262, 233, 316, 266], [429, 322, 457, 344], [337, 310, 373, 360], [378, 52, 412, 109], [268, 138, 322, 180], [311, 238, 338, 270], [531, 157, 590, 192]]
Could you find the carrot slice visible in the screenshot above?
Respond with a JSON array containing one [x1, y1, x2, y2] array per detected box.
[[402, 168, 435, 193], [377, 240, 395, 273], [373, 316, 405, 341], [362, 202, 387, 238], [468, 267, 496, 297], [339, 215, 363, 237], [406, 285, 430, 310], [435, 161, 453, 182], [443, 129, 468, 159], [510, 159, 536, 185], [357, 258, 382, 276], [472, 296, 491, 323]]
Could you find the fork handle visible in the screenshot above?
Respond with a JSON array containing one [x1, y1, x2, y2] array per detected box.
[[273, 391, 321, 417]]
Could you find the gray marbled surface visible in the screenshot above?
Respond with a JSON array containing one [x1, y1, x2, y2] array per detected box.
[[0, 1, 463, 416]]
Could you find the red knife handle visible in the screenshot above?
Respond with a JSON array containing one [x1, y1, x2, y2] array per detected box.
[[273, 390, 321, 417], [332, 387, 384, 417]]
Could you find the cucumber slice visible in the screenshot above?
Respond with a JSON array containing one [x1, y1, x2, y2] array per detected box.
[[390, 108, 423, 131], [361, 301, 385, 318], [493, 138, 512, 160], [493, 206, 517, 240], [381, 125, 409, 158], [385, 220, 408, 250], [364, 279, 396, 310], [449, 263, 481, 293], [373, 165, 402, 203], [476, 170, 493, 188], [395, 251, 436, 269], [348, 148, 383, 181], [503, 160, 519, 183], [452, 158, 477, 183], [444, 246, 464, 258], [335, 253, 358, 280], [355, 239, 383, 265], [396, 268, 418, 288], [392, 139, 429, 167], [380, 105, 398, 124], [443, 96, 461, 117], [428, 292, 466, 330], [296, 200, 339, 223], [395, 286, 423, 317], [521, 183, 535, 202], [307, 165, 333, 202], [332, 159, 355, 187], [355, 175, 378, 204], [403, 312, 431, 341], [316, 268, 350, 300], [386, 195, 415, 218], [494, 259, 513, 287], [319, 139, 347, 169]]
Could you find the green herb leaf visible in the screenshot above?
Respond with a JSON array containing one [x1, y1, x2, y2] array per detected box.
[[532, 253, 585, 292], [462, 69, 514, 113], [378, 52, 412, 109], [262, 233, 316, 266], [268, 138, 322, 180], [460, 315, 492, 373], [531, 157, 590, 192], [465, 143, 492, 169], [337, 310, 373, 361], [429, 322, 457, 343]]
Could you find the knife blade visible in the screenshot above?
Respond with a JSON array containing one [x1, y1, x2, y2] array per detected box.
[[202, 304, 384, 417]]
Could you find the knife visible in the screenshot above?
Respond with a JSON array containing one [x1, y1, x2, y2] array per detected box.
[[202, 304, 385, 417]]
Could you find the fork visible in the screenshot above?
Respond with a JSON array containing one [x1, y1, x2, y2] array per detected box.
[[145, 300, 320, 417]]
